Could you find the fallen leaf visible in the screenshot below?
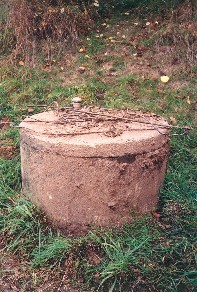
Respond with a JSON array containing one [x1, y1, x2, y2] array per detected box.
[[146, 22, 151, 26], [93, 1, 99, 7], [85, 55, 90, 59], [27, 108, 34, 113], [79, 47, 85, 53], [160, 75, 170, 83], [186, 96, 191, 104], [170, 116, 176, 124], [18, 60, 24, 66], [77, 66, 86, 73]]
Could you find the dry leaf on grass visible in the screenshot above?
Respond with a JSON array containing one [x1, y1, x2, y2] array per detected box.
[[79, 47, 85, 53], [186, 96, 191, 104], [160, 75, 170, 83], [169, 116, 176, 124], [18, 60, 24, 66]]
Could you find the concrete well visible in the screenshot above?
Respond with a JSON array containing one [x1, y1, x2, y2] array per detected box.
[[20, 108, 170, 235]]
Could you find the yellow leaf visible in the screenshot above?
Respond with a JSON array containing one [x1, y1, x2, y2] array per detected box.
[[85, 55, 90, 59], [108, 37, 114, 40], [84, 8, 88, 15], [160, 75, 170, 83], [186, 96, 191, 104], [79, 47, 85, 53], [170, 116, 176, 124], [93, 2, 99, 7], [18, 60, 24, 66]]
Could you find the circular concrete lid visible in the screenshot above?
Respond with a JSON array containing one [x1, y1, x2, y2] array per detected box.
[[20, 108, 169, 155], [20, 108, 169, 147]]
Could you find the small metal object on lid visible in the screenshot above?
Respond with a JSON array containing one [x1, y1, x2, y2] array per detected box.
[[72, 97, 82, 109]]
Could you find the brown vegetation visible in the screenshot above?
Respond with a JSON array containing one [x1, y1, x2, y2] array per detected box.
[[156, 1, 197, 66], [7, 0, 95, 65]]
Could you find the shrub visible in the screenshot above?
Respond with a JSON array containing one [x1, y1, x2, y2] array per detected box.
[[6, 0, 95, 64]]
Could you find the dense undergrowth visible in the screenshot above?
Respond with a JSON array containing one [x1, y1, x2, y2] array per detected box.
[[0, 0, 197, 291], [1, 0, 196, 64]]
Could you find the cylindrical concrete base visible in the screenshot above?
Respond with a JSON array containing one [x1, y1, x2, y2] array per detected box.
[[20, 109, 169, 235]]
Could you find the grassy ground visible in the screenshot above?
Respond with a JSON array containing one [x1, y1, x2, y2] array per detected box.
[[0, 2, 197, 291]]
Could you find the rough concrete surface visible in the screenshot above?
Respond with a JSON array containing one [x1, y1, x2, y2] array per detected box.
[[20, 109, 170, 235]]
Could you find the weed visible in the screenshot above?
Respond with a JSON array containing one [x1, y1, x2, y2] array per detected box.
[[31, 237, 72, 268]]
